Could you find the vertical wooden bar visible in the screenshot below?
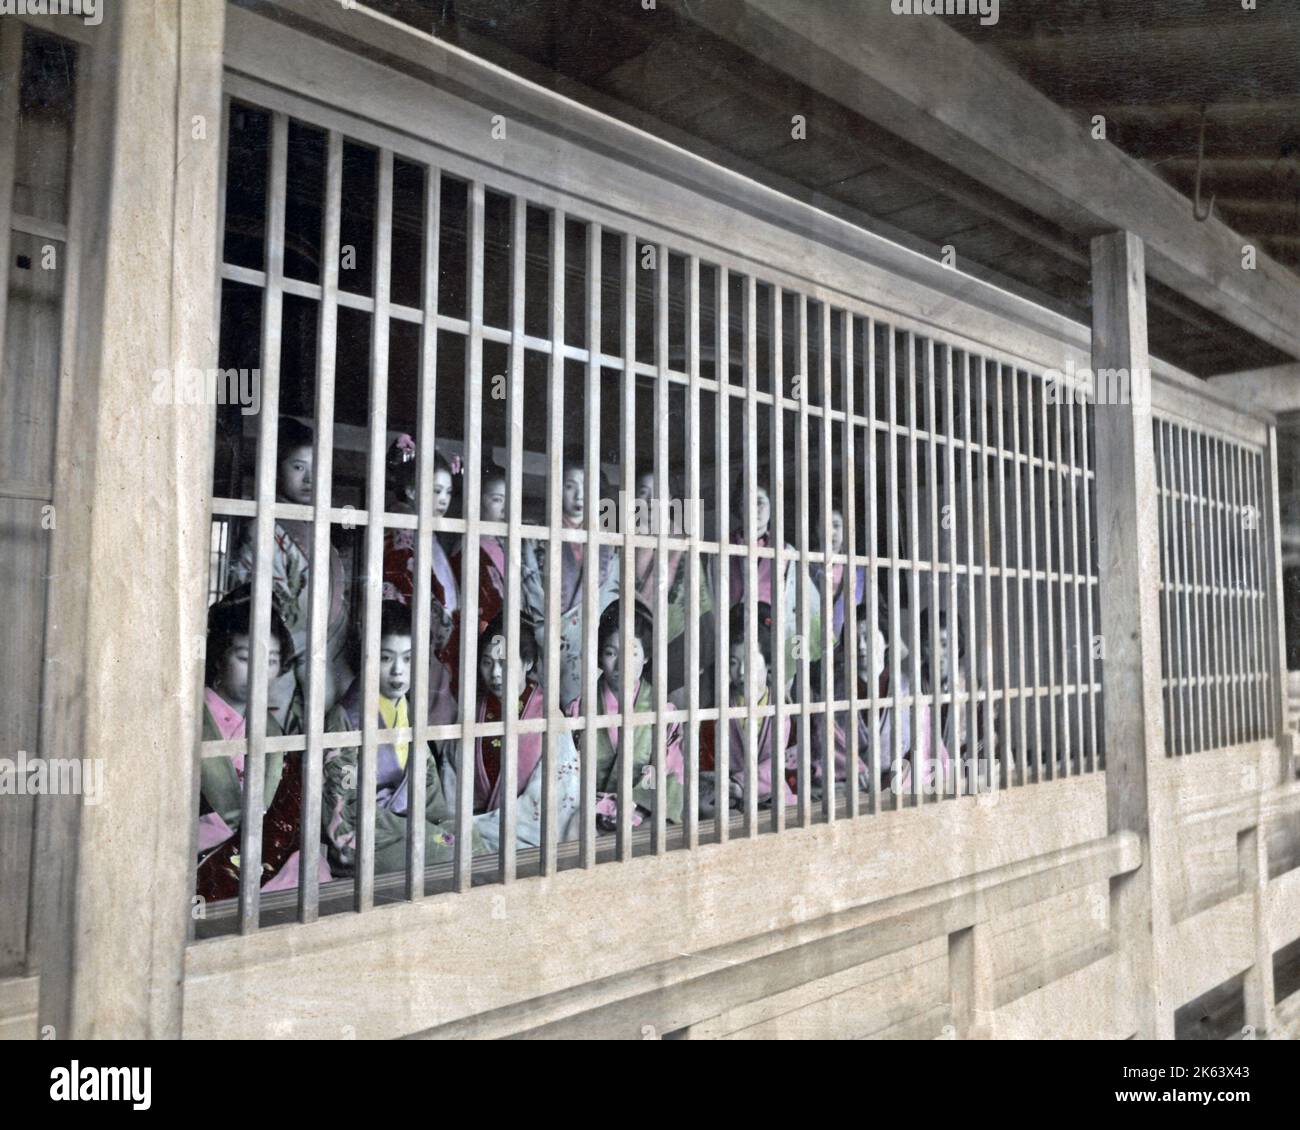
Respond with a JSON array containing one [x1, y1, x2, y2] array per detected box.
[[1223, 436, 1242, 749], [942, 346, 959, 795], [1251, 450, 1271, 736], [541, 208, 566, 875], [652, 244, 670, 854], [1091, 230, 1174, 1039], [452, 179, 484, 892], [1010, 368, 1028, 782], [1168, 422, 1190, 755], [819, 301, 835, 819], [1038, 374, 1058, 775], [796, 295, 813, 824], [906, 335, 922, 803], [239, 111, 289, 933], [864, 320, 880, 815], [684, 255, 702, 849], [1265, 427, 1288, 757], [961, 354, 979, 792], [1068, 399, 1085, 769], [617, 234, 636, 862], [357, 148, 394, 910], [1052, 378, 1070, 773], [744, 275, 761, 836], [300, 129, 342, 920], [886, 329, 903, 808], [580, 221, 602, 868], [924, 340, 941, 801], [498, 193, 528, 882], [1080, 398, 1100, 772], [844, 315, 860, 818], [769, 289, 787, 834], [714, 267, 731, 844], [1209, 435, 1227, 750], [993, 363, 1013, 783], [978, 359, 996, 791], [1024, 371, 1044, 778], [407, 162, 440, 895]]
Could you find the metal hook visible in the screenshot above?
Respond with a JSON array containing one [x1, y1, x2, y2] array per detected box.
[[1193, 107, 1215, 222]]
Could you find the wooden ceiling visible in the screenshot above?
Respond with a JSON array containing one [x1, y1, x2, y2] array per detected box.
[[364, 0, 1297, 377]]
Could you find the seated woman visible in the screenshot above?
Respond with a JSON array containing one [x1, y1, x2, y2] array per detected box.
[[451, 462, 547, 645], [441, 613, 582, 852], [812, 500, 866, 650], [700, 602, 797, 815], [591, 599, 684, 830], [521, 454, 618, 710], [812, 603, 950, 796], [920, 606, 978, 764], [727, 474, 822, 693], [229, 417, 351, 720], [382, 433, 460, 623], [632, 464, 714, 700], [320, 601, 476, 876], [195, 587, 332, 901]]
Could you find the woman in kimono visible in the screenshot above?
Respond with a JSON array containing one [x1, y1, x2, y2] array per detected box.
[[229, 417, 351, 721], [812, 502, 867, 652], [700, 602, 797, 815], [442, 613, 583, 852], [590, 599, 684, 829], [451, 462, 547, 644], [727, 476, 822, 694], [381, 433, 460, 623], [920, 606, 974, 763], [195, 588, 332, 900], [632, 466, 714, 700], [320, 601, 477, 876], [812, 604, 950, 797], [521, 456, 618, 709]]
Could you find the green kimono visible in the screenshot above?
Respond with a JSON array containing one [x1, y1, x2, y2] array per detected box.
[[593, 677, 685, 826], [321, 680, 480, 876]]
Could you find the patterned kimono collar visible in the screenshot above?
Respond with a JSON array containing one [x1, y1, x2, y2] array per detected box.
[[205, 688, 246, 740], [480, 535, 506, 581]]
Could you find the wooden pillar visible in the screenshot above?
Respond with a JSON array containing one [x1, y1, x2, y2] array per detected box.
[[30, 0, 225, 1038], [1090, 231, 1175, 1039]]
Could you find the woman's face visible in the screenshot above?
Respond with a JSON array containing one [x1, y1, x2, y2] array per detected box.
[[378, 633, 411, 701], [215, 632, 282, 706], [857, 620, 886, 681], [599, 628, 644, 687], [277, 445, 314, 506], [562, 468, 584, 522], [481, 478, 507, 523], [828, 510, 844, 555], [479, 634, 506, 699], [432, 468, 454, 519], [729, 640, 767, 698]]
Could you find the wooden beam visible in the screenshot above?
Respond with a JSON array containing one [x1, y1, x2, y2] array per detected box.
[[685, 0, 1300, 360], [1208, 364, 1300, 412], [1090, 231, 1176, 1039]]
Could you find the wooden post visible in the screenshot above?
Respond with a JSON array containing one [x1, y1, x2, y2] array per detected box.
[[30, 0, 225, 1038], [1090, 231, 1176, 1039]]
